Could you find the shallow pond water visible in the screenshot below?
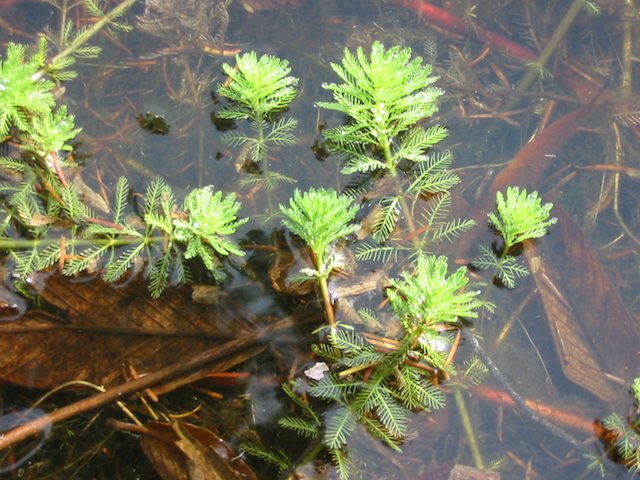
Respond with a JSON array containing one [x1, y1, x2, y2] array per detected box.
[[1, 0, 640, 479]]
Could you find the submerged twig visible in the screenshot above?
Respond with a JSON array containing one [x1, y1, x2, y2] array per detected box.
[[0, 316, 295, 451], [468, 333, 589, 453]]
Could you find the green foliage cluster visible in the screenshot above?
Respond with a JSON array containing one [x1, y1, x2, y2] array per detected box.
[[0, 41, 246, 297], [0, 35, 561, 480], [0, 40, 55, 137], [276, 255, 483, 477], [217, 52, 299, 221], [318, 41, 470, 246], [281, 187, 360, 279], [588, 377, 640, 475], [387, 255, 482, 328], [473, 187, 556, 288], [3, 173, 246, 297]]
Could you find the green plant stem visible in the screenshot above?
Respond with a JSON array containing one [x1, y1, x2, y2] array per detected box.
[[256, 119, 276, 218], [478, 243, 511, 310], [382, 135, 395, 176], [314, 248, 336, 326], [453, 387, 485, 470], [0, 235, 164, 250], [503, 0, 584, 111], [318, 275, 336, 328], [59, 0, 69, 49], [380, 134, 419, 238], [34, 0, 139, 81]]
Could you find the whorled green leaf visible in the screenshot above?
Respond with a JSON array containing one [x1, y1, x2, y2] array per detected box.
[[23, 105, 81, 156], [0, 39, 55, 137], [489, 187, 556, 250], [280, 187, 359, 276], [173, 186, 248, 259], [218, 51, 298, 122], [387, 255, 481, 328]]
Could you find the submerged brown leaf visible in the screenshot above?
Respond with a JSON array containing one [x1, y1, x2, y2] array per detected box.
[[0, 274, 256, 389], [525, 205, 640, 401], [139, 420, 258, 480]]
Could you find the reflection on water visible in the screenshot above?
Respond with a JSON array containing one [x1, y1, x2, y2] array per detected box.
[[0, 0, 639, 478]]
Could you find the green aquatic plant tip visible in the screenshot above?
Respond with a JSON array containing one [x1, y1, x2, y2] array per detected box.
[[218, 51, 298, 123], [23, 105, 81, 156], [387, 255, 482, 329], [280, 187, 360, 326], [318, 41, 461, 244], [0, 40, 55, 137], [217, 51, 299, 221], [489, 186, 556, 251], [318, 41, 445, 175], [280, 188, 360, 276], [173, 186, 247, 269], [474, 186, 556, 288]]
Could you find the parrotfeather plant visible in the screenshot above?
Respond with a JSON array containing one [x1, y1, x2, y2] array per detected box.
[[387, 255, 482, 331], [490, 186, 556, 249], [0, 40, 55, 138], [0, 39, 247, 298], [217, 52, 299, 222], [318, 41, 469, 245], [274, 255, 482, 479], [589, 376, 640, 475], [473, 186, 557, 288], [1, 175, 247, 297], [280, 187, 360, 327]]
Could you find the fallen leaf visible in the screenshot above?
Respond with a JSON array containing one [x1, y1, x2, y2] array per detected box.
[[0, 273, 256, 389], [524, 205, 640, 400], [139, 420, 258, 480]]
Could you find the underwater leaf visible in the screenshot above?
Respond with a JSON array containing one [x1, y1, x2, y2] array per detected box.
[[330, 448, 351, 480], [264, 117, 298, 146], [388, 255, 481, 328], [371, 387, 408, 438], [103, 243, 146, 283], [354, 241, 397, 263], [473, 244, 528, 289], [240, 442, 290, 472], [0, 274, 259, 390], [139, 420, 258, 480], [430, 217, 476, 243], [324, 406, 357, 450], [524, 206, 640, 400], [372, 196, 400, 243], [357, 414, 403, 452], [112, 176, 130, 225], [282, 382, 321, 423], [278, 417, 319, 437], [308, 372, 360, 401]]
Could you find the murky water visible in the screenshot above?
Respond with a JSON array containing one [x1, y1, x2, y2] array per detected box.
[[1, 0, 640, 478]]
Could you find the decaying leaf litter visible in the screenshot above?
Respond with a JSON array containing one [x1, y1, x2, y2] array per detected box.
[[1, 0, 640, 478]]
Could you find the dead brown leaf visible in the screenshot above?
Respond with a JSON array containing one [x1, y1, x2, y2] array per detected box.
[[139, 420, 258, 480], [524, 205, 640, 401], [0, 273, 256, 389]]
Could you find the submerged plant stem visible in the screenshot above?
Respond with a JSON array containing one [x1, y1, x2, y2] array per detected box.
[[318, 274, 336, 327], [504, 0, 584, 110], [0, 235, 165, 250], [34, 0, 138, 80], [453, 387, 485, 469]]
